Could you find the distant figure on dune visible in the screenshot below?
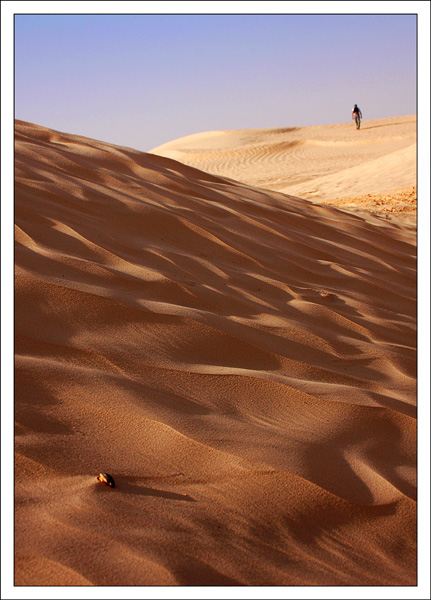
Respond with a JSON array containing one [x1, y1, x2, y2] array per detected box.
[[352, 104, 363, 129]]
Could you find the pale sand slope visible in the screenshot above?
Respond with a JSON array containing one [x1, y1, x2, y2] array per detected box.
[[150, 115, 416, 221], [15, 120, 416, 586]]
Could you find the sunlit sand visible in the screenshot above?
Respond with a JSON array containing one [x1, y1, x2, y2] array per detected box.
[[15, 118, 416, 585], [150, 115, 416, 226]]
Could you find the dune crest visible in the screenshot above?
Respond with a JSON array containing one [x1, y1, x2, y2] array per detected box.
[[150, 115, 416, 222], [15, 120, 416, 585]]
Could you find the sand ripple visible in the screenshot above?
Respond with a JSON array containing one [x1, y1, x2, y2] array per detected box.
[[15, 120, 416, 585], [150, 115, 416, 214]]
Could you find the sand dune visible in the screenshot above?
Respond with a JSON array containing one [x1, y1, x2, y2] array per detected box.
[[150, 115, 417, 222], [15, 120, 416, 586]]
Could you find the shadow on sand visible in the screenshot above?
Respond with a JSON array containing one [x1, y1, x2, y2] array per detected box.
[[109, 476, 196, 502]]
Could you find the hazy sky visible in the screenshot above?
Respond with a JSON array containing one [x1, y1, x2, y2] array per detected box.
[[13, 11, 419, 151]]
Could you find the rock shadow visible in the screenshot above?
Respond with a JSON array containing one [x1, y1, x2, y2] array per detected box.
[[111, 475, 196, 502]]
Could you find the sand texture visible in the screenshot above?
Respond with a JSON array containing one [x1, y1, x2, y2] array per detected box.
[[15, 119, 416, 586], [150, 115, 416, 225]]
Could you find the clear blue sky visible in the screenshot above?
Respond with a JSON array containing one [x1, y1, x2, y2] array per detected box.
[[14, 12, 417, 152]]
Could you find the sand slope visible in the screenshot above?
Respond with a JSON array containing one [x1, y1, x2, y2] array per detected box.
[[15, 120, 416, 586], [150, 115, 417, 217]]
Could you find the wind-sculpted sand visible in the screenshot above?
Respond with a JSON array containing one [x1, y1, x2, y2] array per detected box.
[[150, 115, 417, 226], [15, 120, 416, 586]]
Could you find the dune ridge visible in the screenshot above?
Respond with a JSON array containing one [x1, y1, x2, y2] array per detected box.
[[15, 120, 416, 586], [150, 115, 417, 221]]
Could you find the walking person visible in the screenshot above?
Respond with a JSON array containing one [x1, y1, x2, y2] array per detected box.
[[352, 104, 362, 129]]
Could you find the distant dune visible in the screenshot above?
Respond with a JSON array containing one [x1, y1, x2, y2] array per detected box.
[[15, 120, 416, 586], [150, 115, 417, 222]]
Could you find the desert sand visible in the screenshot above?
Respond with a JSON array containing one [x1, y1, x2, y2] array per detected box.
[[15, 118, 417, 586], [150, 114, 417, 227]]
